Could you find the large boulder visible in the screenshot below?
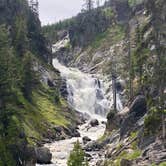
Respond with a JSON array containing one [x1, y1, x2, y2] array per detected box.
[[63, 126, 80, 138], [84, 141, 102, 152], [89, 119, 99, 127], [120, 95, 147, 137], [35, 147, 52, 164], [129, 95, 147, 117]]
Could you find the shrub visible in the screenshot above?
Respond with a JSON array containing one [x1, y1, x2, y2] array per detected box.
[[67, 140, 88, 166]]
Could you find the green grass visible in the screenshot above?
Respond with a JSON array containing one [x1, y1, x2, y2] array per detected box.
[[112, 149, 141, 166], [3, 84, 73, 146]]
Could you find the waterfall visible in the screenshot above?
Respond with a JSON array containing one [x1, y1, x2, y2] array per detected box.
[[53, 59, 111, 118]]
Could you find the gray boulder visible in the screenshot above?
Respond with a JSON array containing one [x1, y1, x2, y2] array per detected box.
[[120, 95, 147, 137], [84, 141, 102, 152], [83, 136, 91, 144], [129, 95, 147, 117], [90, 119, 99, 127], [35, 147, 52, 164]]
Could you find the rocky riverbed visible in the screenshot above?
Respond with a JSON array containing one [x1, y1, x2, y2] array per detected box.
[[36, 118, 106, 166]]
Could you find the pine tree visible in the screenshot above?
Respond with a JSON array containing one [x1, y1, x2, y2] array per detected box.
[[0, 25, 18, 105], [22, 51, 38, 101], [13, 16, 29, 56], [67, 140, 89, 166], [83, 0, 94, 11]]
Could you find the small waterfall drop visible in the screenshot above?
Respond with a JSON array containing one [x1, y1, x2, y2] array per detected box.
[[53, 59, 111, 118]]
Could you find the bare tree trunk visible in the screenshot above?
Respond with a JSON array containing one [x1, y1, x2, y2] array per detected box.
[[112, 75, 117, 111], [127, 23, 133, 100]]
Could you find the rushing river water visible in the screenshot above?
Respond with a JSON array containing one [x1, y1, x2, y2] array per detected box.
[[37, 59, 122, 166]]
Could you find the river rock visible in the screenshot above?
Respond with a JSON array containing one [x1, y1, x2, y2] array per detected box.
[[84, 141, 102, 152], [90, 119, 99, 127], [63, 126, 80, 138], [83, 136, 91, 144], [85, 153, 93, 161], [35, 147, 52, 164]]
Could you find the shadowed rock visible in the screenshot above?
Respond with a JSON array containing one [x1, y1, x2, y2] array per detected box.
[[35, 147, 52, 164]]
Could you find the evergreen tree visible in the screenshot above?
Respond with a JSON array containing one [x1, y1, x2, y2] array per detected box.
[[13, 16, 29, 56], [22, 51, 38, 101], [67, 141, 89, 166], [0, 25, 18, 106], [83, 0, 94, 11]]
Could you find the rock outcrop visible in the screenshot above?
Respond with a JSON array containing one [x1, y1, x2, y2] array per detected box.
[[35, 147, 52, 164]]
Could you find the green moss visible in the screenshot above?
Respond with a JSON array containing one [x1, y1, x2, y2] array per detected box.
[[129, 131, 138, 140], [159, 162, 166, 166], [113, 149, 141, 166]]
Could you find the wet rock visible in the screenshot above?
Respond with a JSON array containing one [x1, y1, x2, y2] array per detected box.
[[35, 147, 52, 164], [101, 121, 107, 125], [83, 136, 91, 144], [54, 126, 63, 133], [84, 141, 102, 152], [60, 78, 68, 99], [75, 111, 88, 125], [90, 119, 99, 127], [63, 126, 80, 138], [120, 159, 132, 166]]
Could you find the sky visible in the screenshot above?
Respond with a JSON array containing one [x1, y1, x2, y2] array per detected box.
[[38, 0, 105, 25], [38, 0, 83, 25]]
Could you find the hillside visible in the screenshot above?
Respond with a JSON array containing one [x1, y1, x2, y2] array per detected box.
[[0, 0, 79, 165]]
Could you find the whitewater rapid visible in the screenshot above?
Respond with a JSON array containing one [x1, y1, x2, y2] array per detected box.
[[53, 58, 111, 118]]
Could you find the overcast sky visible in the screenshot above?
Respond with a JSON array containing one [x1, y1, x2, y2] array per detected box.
[[38, 0, 105, 25], [38, 0, 83, 25]]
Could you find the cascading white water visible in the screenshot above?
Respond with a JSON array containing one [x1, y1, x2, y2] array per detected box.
[[53, 59, 111, 118]]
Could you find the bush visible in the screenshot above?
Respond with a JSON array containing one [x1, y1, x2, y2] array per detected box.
[[144, 108, 162, 135], [67, 140, 88, 166]]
